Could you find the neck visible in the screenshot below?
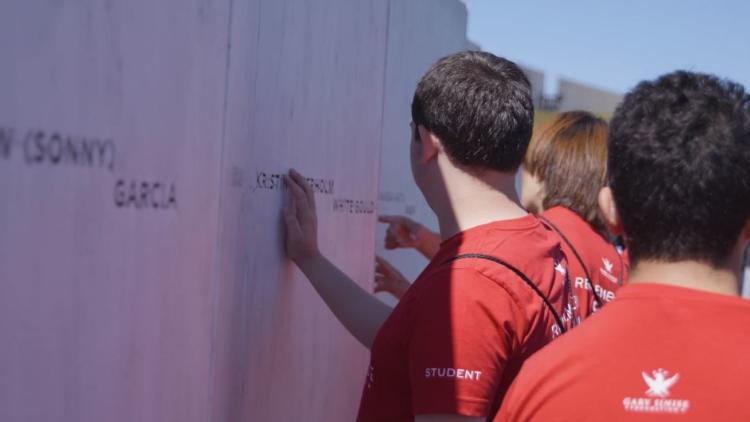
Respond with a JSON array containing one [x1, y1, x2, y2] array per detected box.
[[628, 260, 740, 296], [432, 165, 528, 240]]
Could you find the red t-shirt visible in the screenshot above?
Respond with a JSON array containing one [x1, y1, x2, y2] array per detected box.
[[539, 206, 628, 318], [356, 215, 578, 421], [495, 283, 750, 421]]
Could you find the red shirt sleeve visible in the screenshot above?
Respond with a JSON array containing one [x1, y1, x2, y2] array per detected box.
[[408, 267, 526, 417]]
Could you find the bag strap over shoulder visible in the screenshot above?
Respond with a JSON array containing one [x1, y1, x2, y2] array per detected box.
[[442, 253, 567, 335]]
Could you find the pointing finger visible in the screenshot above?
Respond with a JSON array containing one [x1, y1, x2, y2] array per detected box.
[[378, 215, 405, 224]]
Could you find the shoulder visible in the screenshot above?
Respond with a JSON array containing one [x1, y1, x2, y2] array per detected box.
[[499, 308, 623, 420], [415, 260, 564, 344], [417, 264, 525, 310], [413, 265, 534, 341], [541, 207, 607, 251], [508, 301, 630, 392], [539, 206, 582, 231], [418, 253, 564, 307]]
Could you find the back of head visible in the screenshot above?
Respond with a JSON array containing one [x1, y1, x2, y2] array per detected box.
[[411, 51, 534, 173], [608, 71, 750, 266], [524, 111, 608, 231]]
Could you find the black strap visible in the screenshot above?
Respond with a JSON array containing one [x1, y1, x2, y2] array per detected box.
[[537, 215, 603, 308], [614, 239, 626, 287], [443, 253, 566, 335]]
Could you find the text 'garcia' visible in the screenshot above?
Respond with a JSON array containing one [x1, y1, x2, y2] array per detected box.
[[114, 179, 177, 210]]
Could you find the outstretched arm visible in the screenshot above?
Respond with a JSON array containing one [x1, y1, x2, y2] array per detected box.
[[283, 169, 392, 349], [379, 215, 441, 260]]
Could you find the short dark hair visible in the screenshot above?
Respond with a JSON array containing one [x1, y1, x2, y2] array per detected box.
[[608, 71, 750, 266], [411, 51, 533, 172], [524, 111, 608, 232]]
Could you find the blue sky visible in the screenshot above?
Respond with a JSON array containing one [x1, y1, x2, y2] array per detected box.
[[465, 0, 750, 95]]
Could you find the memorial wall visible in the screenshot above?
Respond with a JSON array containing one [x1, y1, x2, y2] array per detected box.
[[0, 1, 231, 420], [209, 0, 388, 420], [0, 0, 470, 421], [375, 0, 470, 295]]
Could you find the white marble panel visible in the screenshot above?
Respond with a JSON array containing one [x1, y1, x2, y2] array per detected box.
[[210, 1, 388, 420], [0, 1, 231, 421], [375, 0, 469, 294]]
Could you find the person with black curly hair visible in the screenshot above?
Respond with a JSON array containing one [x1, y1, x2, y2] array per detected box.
[[496, 71, 750, 421]]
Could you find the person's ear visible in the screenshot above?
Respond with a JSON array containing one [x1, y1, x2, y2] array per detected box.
[[598, 186, 623, 236], [417, 125, 440, 164]]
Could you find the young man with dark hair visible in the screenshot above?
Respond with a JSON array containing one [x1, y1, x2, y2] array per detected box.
[[283, 51, 577, 421], [377, 112, 627, 318], [495, 71, 750, 421]]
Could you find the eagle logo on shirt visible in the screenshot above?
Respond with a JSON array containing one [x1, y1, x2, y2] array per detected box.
[[602, 257, 614, 273], [642, 369, 680, 398]]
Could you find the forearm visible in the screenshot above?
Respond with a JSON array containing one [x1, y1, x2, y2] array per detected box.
[[415, 228, 441, 260], [296, 252, 393, 349]]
